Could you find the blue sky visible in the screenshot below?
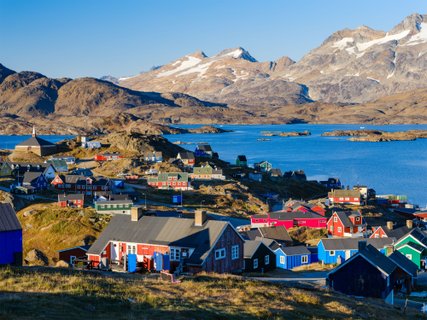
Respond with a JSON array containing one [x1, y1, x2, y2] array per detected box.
[[1, 0, 426, 78]]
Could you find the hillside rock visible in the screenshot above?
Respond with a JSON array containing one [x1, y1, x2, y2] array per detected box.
[[25, 249, 49, 266]]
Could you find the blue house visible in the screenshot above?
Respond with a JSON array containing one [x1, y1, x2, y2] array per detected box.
[[275, 245, 312, 270], [22, 171, 48, 191], [0, 203, 22, 265], [318, 238, 393, 264]]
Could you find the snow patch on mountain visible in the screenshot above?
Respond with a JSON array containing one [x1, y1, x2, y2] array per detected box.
[[157, 56, 202, 77], [332, 37, 354, 50], [406, 22, 427, 46], [356, 30, 410, 51]]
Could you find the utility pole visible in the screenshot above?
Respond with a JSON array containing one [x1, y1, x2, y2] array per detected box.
[[180, 188, 183, 207]]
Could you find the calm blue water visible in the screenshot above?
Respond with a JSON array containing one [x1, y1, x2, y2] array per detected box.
[[0, 135, 73, 150], [165, 124, 427, 207]]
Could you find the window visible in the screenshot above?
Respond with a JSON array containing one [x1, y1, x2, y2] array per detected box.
[[301, 255, 308, 264], [330, 250, 335, 256], [265, 255, 270, 265], [333, 216, 337, 222], [337, 227, 342, 233], [280, 256, 285, 265], [253, 258, 258, 269], [231, 245, 239, 260], [170, 248, 181, 261], [215, 248, 226, 260], [127, 245, 136, 254], [355, 217, 360, 221], [406, 254, 412, 260], [374, 234, 379, 238], [345, 197, 350, 201]]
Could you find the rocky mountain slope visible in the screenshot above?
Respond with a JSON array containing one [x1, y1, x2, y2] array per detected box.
[[119, 13, 427, 105], [119, 48, 310, 106]]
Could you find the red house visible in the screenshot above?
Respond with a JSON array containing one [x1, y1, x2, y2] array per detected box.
[[328, 189, 361, 206], [251, 211, 327, 230], [57, 194, 85, 208], [370, 221, 413, 239], [94, 153, 124, 162], [58, 245, 90, 265], [283, 200, 326, 216], [327, 211, 366, 238], [51, 174, 110, 195], [87, 210, 244, 274]]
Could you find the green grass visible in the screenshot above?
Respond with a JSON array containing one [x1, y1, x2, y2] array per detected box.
[[0, 267, 422, 320]]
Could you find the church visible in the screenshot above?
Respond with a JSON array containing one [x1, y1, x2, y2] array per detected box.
[[15, 127, 57, 156]]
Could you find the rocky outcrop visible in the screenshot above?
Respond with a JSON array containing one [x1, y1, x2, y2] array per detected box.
[[322, 129, 427, 142], [25, 249, 49, 266]]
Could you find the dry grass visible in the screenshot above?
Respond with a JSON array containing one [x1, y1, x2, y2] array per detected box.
[[289, 227, 328, 246], [17, 203, 110, 265], [0, 267, 421, 320]]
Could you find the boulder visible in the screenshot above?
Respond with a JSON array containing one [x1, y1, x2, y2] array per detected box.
[[24, 249, 48, 266], [55, 260, 70, 268]]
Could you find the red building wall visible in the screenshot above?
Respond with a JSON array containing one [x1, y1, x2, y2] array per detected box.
[[59, 248, 87, 264]]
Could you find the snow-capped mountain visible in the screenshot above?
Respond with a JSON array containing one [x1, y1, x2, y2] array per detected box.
[[119, 13, 427, 105], [119, 47, 308, 106]]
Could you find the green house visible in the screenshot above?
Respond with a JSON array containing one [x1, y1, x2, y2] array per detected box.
[[395, 228, 427, 269], [236, 155, 247, 167], [94, 200, 133, 215]]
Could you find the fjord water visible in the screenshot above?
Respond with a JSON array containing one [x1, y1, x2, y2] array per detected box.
[[166, 124, 427, 207]]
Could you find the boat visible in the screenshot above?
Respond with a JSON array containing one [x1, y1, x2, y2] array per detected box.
[[257, 138, 271, 141]]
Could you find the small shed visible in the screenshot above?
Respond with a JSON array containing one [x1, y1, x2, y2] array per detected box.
[[243, 240, 276, 273], [58, 245, 91, 265]]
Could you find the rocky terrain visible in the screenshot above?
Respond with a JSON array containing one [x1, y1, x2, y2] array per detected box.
[[118, 13, 427, 105], [322, 129, 427, 142]]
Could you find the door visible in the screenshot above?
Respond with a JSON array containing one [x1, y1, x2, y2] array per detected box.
[[345, 250, 351, 260], [110, 242, 119, 262]]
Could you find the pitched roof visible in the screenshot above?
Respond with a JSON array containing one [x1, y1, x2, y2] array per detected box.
[[197, 144, 212, 152], [389, 250, 418, 277], [381, 225, 412, 239], [16, 136, 55, 147], [237, 155, 247, 161], [328, 244, 398, 278], [396, 228, 427, 248], [87, 215, 230, 266], [243, 240, 263, 258], [23, 171, 44, 184], [178, 151, 195, 160], [58, 194, 84, 201], [359, 245, 397, 275], [258, 226, 292, 242], [280, 245, 311, 256], [319, 238, 393, 251], [256, 237, 281, 251], [333, 211, 362, 228], [328, 189, 360, 198], [0, 203, 21, 232], [398, 242, 425, 253], [268, 210, 325, 220]]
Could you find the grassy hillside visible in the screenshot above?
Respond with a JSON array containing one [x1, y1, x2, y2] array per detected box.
[[17, 204, 109, 265], [0, 267, 420, 320]]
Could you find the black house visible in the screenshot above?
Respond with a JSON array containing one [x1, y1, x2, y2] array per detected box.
[[327, 242, 415, 303], [243, 240, 276, 273]]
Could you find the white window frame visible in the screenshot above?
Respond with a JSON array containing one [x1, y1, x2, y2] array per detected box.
[[127, 244, 136, 255], [301, 255, 308, 264], [170, 248, 181, 261], [231, 245, 239, 260], [337, 227, 342, 233], [280, 255, 285, 265], [333, 216, 338, 222], [215, 248, 226, 260], [265, 255, 270, 265], [253, 258, 258, 269], [330, 250, 335, 256]]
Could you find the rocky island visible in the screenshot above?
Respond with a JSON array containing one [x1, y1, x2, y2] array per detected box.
[[262, 130, 311, 137], [322, 129, 427, 142]]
